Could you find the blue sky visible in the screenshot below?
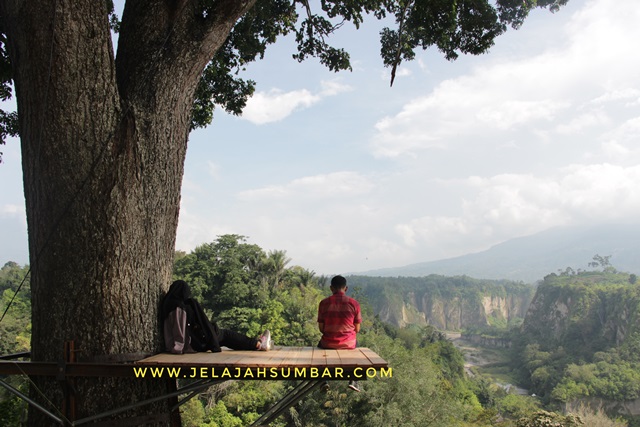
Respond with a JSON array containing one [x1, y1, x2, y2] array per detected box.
[[2, 0, 640, 275]]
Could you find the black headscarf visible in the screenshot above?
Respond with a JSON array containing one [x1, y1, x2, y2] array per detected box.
[[161, 280, 191, 319]]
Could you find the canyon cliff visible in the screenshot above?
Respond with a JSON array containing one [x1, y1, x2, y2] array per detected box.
[[347, 275, 534, 330]]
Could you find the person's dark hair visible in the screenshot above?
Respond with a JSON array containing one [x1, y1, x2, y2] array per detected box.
[[161, 280, 191, 319], [330, 275, 347, 289]]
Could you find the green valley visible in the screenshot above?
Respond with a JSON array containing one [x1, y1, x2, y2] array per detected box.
[[1, 239, 635, 426]]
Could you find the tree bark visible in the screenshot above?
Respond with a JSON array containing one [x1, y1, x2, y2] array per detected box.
[[0, 0, 255, 424]]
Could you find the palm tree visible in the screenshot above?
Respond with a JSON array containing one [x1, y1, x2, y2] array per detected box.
[[266, 250, 291, 290]]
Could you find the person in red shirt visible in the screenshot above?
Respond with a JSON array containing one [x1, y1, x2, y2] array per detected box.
[[317, 275, 362, 391]]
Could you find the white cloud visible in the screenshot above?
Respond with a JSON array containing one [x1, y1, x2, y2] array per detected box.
[[241, 79, 352, 124], [175, 206, 235, 254], [559, 163, 640, 219], [555, 110, 611, 135], [319, 80, 352, 96], [591, 88, 640, 106], [1, 204, 24, 215], [237, 171, 374, 201], [607, 116, 640, 143], [394, 162, 640, 259], [370, 0, 640, 159], [380, 66, 413, 82], [206, 161, 220, 180], [242, 88, 319, 124], [477, 99, 567, 130]]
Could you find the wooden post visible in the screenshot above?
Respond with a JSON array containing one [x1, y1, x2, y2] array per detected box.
[[61, 340, 77, 424], [167, 378, 183, 427]]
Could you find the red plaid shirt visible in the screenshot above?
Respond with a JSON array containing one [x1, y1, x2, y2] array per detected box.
[[317, 291, 362, 349]]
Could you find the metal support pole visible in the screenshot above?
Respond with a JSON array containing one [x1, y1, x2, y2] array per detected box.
[[249, 380, 322, 427], [171, 388, 203, 412], [169, 378, 211, 411], [0, 378, 65, 425], [72, 378, 227, 426]]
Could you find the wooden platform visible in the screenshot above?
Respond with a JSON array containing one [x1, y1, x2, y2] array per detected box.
[[139, 346, 387, 368], [0, 347, 389, 426], [0, 347, 389, 379], [134, 346, 389, 380]]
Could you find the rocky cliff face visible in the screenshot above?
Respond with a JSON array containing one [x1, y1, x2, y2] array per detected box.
[[419, 293, 531, 330], [360, 283, 533, 330], [347, 275, 535, 330], [521, 273, 640, 348], [515, 272, 640, 414]]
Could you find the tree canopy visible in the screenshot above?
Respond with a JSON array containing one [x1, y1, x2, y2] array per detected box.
[[1, 0, 568, 144]]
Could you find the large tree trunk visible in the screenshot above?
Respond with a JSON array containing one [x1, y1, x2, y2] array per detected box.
[[0, 0, 255, 424]]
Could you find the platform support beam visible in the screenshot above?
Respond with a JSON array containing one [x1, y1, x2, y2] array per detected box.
[[72, 378, 226, 426], [250, 380, 323, 427], [0, 377, 65, 425], [0, 371, 225, 426]]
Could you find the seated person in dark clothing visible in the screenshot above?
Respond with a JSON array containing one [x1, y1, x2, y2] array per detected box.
[[162, 280, 271, 354]]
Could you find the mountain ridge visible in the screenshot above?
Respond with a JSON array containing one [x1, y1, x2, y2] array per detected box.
[[357, 223, 640, 283]]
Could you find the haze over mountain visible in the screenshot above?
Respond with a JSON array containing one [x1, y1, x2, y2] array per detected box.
[[357, 224, 640, 283]]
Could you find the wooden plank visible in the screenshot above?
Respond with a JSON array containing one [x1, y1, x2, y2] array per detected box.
[[258, 346, 294, 368], [136, 353, 170, 365], [323, 349, 342, 366], [212, 350, 247, 365], [311, 347, 328, 367], [334, 349, 364, 367], [247, 347, 278, 368], [358, 348, 388, 367], [233, 350, 274, 368], [290, 347, 313, 367], [182, 352, 213, 365], [279, 346, 304, 368]]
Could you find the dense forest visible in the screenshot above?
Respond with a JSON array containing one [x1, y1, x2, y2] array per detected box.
[[0, 237, 630, 426], [510, 268, 640, 415]]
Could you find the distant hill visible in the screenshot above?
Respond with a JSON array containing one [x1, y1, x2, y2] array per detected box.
[[357, 223, 640, 283]]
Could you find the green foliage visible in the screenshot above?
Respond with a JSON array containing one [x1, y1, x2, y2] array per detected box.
[[552, 359, 640, 402], [348, 274, 534, 301], [499, 394, 542, 420], [282, 328, 481, 427], [0, 262, 31, 355], [514, 406, 628, 427], [276, 283, 323, 346], [203, 401, 243, 427], [173, 235, 325, 344], [173, 235, 269, 316], [0, 375, 28, 427], [516, 410, 584, 427], [16, 236, 632, 426], [0, 26, 19, 160], [180, 397, 206, 427], [512, 269, 640, 409], [0, 262, 30, 426], [169, 237, 495, 427], [378, 0, 567, 85]]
